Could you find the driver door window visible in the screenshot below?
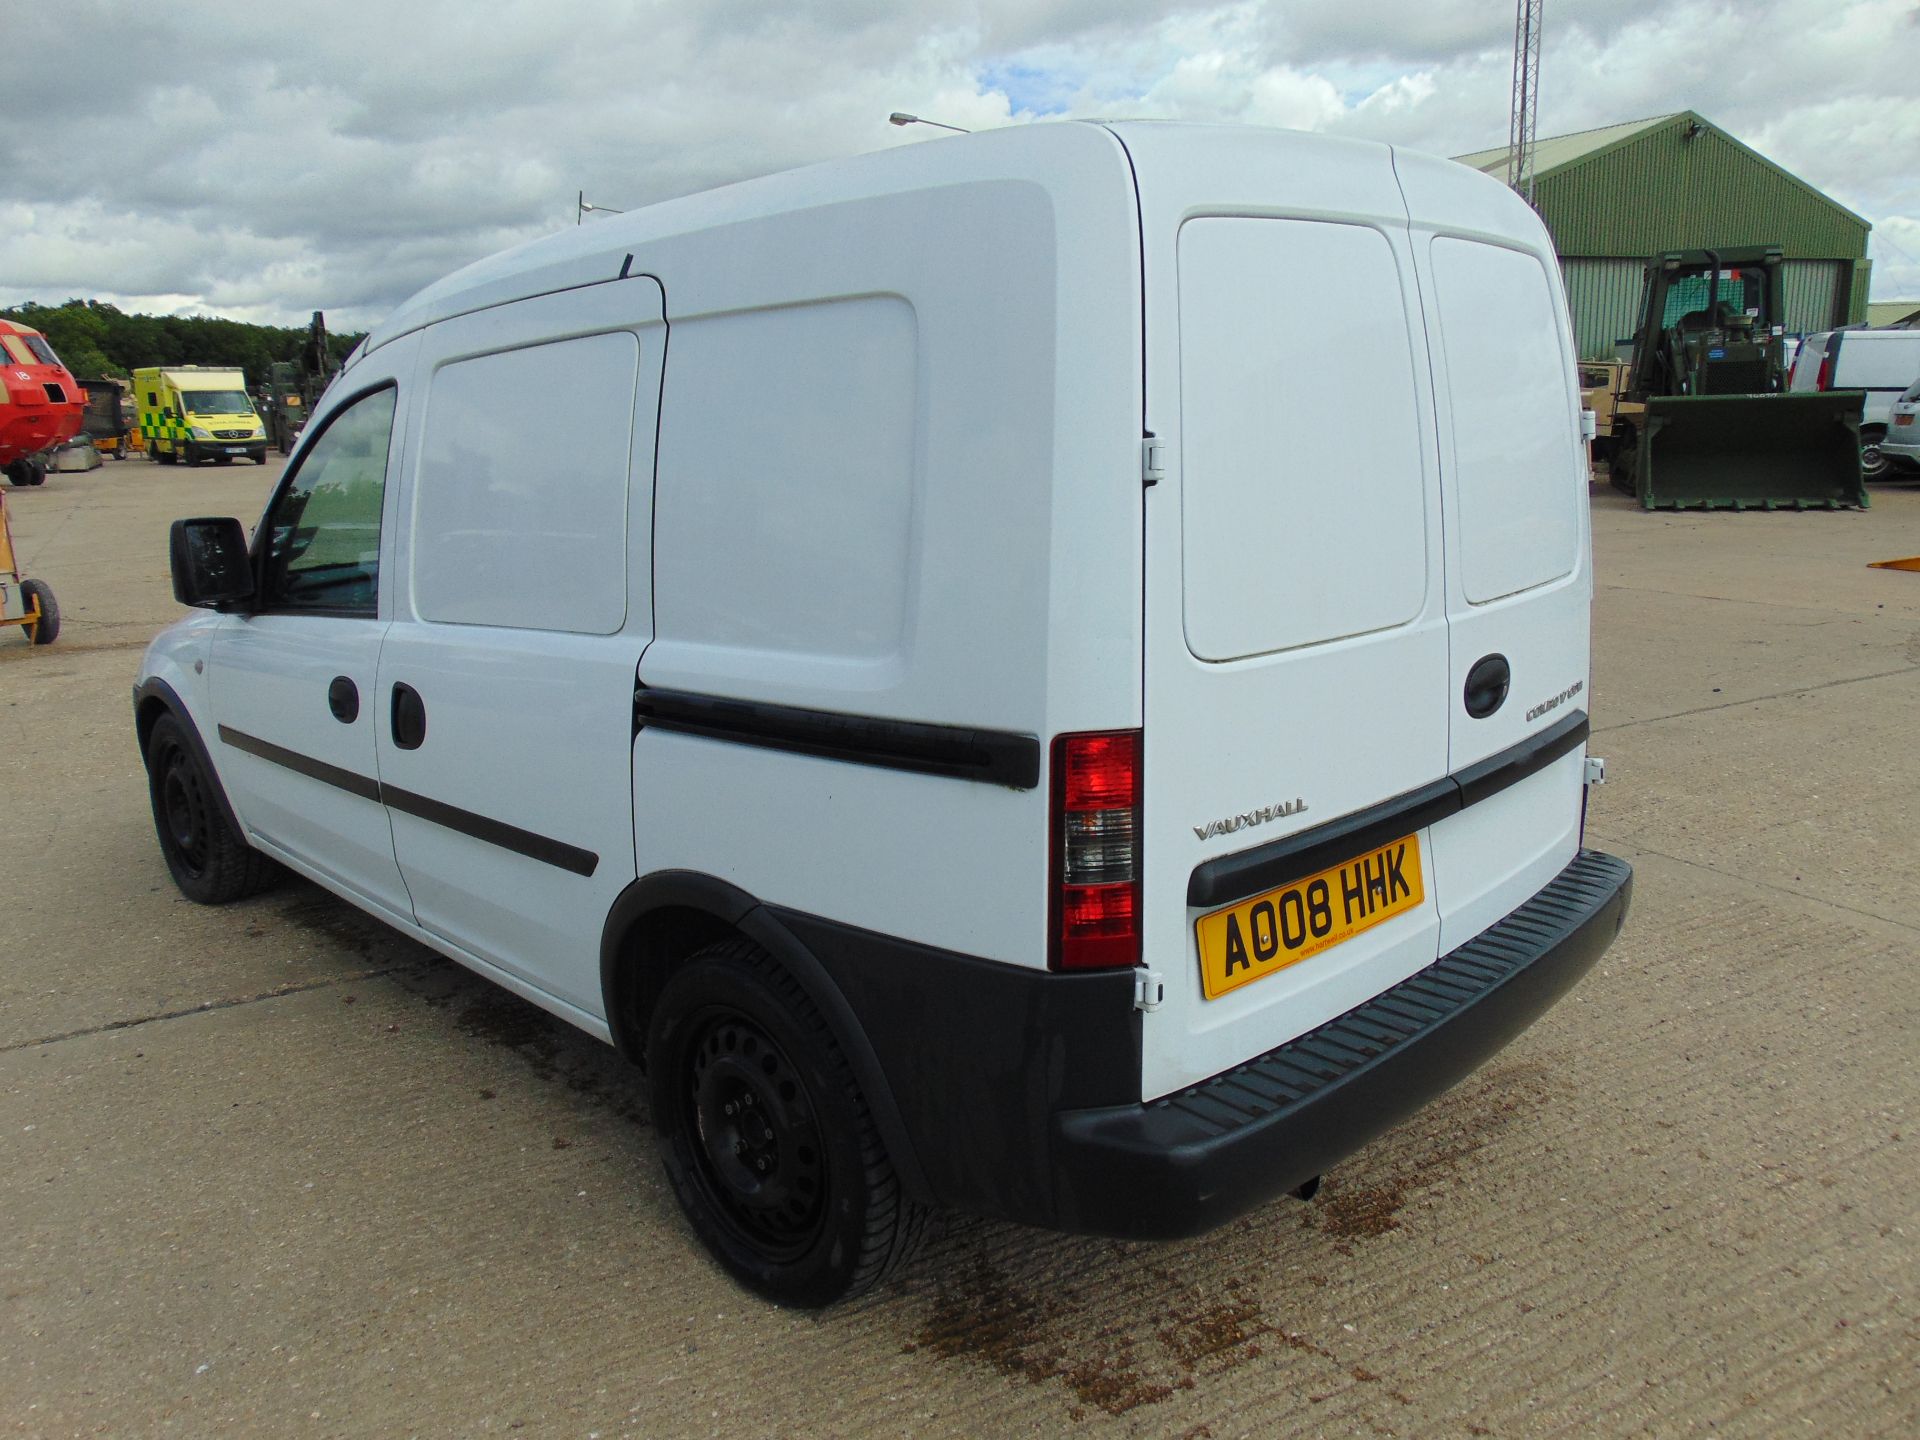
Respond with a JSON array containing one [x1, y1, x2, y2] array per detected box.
[[260, 386, 397, 615]]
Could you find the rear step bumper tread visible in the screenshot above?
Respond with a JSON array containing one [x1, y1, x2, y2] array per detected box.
[[1050, 849, 1633, 1239]]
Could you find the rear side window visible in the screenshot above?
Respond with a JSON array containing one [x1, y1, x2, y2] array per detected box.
[[261, 386, 398, 615], [412, 331, 640, 634], [1177, 216, 1429, 661], [1429, 239, 1580, 605]]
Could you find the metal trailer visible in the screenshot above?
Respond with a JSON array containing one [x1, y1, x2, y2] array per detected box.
[[0, 489, 58, 645], [80, 379, 132, 459]]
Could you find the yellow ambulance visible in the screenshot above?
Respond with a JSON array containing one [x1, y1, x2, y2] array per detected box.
[[133, 366, 268, 466]]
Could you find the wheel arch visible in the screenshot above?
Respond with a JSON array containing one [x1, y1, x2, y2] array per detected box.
[[600, 870, 931, 1204], [134, 677, 246, 841]]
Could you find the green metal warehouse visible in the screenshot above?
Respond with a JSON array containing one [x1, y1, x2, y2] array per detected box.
[[1455, 111, 1871, 359]]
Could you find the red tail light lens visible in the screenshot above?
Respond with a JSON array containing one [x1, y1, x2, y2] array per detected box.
[[1816, 353, 1833, 391], [1051, 730, 1141, 971]]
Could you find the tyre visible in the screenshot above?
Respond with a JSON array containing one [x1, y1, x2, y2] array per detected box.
[[2, 459, 26, 486], [1861, 427, 1890, 481], [143, 713, 279, 903], [155, 445, 176, 466], [257, 451, 271, 465], [647, 939, 928, 1307], [27, 459, 46, 486], [20, 579, 58, 645]]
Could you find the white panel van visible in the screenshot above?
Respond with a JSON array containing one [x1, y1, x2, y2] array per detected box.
[[138, 122, 1632, 1307], [1789, 327, 1920, 477]]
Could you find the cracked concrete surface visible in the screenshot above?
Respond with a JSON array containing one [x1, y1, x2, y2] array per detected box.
[[1, 463, 1915, 1438]]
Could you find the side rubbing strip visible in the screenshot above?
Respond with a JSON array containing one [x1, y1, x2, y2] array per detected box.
[[1187, 710, 1591, 908], [218, 724, 380, 802], [382, 785, 599, 878], [216, 725, 598, 877], [634, 687, 1042, 790]]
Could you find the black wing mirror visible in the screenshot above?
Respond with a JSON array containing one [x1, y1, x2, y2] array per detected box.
[[169, 517, 255, 609]]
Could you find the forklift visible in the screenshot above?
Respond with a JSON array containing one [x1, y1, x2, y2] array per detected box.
[[1604, 246, 1866, 510]]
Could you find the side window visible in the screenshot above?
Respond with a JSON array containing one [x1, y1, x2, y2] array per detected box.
[[413, 331, 640, 634], [259, 386, 398, 616]]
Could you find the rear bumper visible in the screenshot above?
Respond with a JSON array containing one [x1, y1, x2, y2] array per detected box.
[[1049, 849, 1632, 1239]]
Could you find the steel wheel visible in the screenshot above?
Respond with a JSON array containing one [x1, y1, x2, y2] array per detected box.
[[155, 729, 216, 882], [683, 1009, 828, 1261], [1861, 429, 1890, 481], [143, 713, 279, 904], [647, 939, 928, 1306]]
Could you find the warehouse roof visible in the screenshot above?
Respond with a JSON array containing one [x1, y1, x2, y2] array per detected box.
[[1454, 114, 1676, 178], [1867, 300, 1920, 328]]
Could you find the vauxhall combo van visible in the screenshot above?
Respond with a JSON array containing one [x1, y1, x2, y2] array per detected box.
[[139, 122, 1632, 1306]]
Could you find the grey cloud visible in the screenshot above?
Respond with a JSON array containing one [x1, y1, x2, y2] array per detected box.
[[2, 0, 1914, 330]]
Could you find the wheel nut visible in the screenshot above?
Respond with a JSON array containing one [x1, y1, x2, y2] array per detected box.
[[756, 1158, 770, 1173], [723, 1102, 736, 1117]]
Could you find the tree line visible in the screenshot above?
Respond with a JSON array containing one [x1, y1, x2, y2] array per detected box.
[[0, 298, 366, 387]]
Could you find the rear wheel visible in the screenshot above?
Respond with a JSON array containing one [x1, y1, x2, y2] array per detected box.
[[1861, 427, 1890, 481], [20, 579, 58, 645], [3, 459, 27, 486], [144, 713, 279, 903], [647, 939, 927, 1307]]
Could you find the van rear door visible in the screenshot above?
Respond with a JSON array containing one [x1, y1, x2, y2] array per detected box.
[[1109, 125, 1452, 1101], [1393, 150, 1591, 952]]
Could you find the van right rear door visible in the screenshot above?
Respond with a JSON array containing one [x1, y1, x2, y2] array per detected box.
[[1109, 125, 1453, 1102]]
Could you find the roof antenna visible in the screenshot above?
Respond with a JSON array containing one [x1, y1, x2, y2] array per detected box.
[[889, 112, 970, 134]]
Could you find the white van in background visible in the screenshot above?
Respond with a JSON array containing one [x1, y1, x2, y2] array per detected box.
[[1789, 327, 1920, 478], [137, 122, 1632, 1307]]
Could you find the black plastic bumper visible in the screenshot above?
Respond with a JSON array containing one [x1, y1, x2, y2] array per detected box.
[[1049, 849, 1633, 1239]]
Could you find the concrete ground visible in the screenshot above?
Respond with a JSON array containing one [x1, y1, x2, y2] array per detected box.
[[1, 459, 1914, 1439]]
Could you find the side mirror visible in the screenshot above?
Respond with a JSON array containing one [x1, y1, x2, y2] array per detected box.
[[170, 517, 255, 609], [162, 407, 176, 420]]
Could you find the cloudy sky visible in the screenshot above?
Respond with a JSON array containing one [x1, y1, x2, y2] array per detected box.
[[3, 0, 1915, 330]]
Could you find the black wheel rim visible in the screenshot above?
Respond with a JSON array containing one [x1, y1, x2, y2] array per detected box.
[[157, 741, 212, 878], [682, 1009, 827, 1261]]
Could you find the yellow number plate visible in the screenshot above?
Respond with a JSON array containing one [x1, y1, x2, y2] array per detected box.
[[1195, 835, 1424, 1001]]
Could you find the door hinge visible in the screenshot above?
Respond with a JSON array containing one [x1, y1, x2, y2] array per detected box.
[[1141, 436, 1166, 488], [1585, 755, 1608, 787], [1133, 968, 1166, 1012]]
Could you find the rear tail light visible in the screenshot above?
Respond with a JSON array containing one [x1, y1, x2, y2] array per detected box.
[[1816, 353, 1833, 391], [1050, 730, 1142, 971]]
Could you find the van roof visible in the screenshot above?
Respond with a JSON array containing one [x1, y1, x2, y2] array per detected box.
[[359, 121, 1409, 362]]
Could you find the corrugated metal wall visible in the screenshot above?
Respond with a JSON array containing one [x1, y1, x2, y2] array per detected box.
[[1781, 261, 1845, 335], [1537, 116, 1870, 260], [1561, 257, 1855, 358], [1561, 258, 1646, 359]]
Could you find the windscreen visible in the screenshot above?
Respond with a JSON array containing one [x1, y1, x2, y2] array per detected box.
[[181, 389, 252, 414], [23, 334, 63, 367], [1661, 268, 1767, 328]]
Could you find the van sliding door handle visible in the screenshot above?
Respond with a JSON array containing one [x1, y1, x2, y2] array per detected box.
[[390, 683, 427, 750]]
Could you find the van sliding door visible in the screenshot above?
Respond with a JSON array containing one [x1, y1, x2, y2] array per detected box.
[[374, 274, 665, 1023]]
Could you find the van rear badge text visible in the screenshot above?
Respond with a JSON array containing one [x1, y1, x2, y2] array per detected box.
[[1194, 799, 1307, 841], [1526, 679, 1584, 723]]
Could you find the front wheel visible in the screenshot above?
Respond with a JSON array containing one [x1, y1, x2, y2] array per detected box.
[[144, 713, 280, 903], [647, 940, 927, 1307], [1861, 427, 1891, 481]]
